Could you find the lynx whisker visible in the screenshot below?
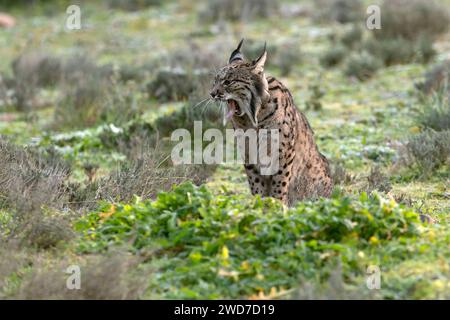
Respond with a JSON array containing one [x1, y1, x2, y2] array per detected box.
[[192, 97, 210, 109], [201, 98, 213, 117]]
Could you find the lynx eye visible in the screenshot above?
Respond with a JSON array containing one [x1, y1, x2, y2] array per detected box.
[[223, 80, 231, 86]]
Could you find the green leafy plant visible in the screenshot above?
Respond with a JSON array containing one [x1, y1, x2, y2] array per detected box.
[[75, 182, 421, 298]]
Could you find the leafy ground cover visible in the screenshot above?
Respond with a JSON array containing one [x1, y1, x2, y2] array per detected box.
[[74, 182, 449, 299], [0, 0, 449, 299]]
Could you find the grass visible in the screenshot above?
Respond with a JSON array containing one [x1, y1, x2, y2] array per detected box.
[[0, 0, 449, 299]]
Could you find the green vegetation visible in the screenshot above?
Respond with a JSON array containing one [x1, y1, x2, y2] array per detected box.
[[344, 51, 382, 80], [74, 182, 444, 299], [320, 0, 449, 80], [405, 130, 450, 177], [373, 0, 449, 41]]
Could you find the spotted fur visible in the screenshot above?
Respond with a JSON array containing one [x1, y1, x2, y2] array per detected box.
[[210, 40, 333, 205]]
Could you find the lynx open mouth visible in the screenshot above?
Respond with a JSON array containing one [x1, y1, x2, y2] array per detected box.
[[226, 99, 243, 119]]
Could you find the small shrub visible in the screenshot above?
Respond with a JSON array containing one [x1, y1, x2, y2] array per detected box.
[[23, 216, 73, 249], [0, 138, 71, 241], [405, 130, 450, 176], [9, 50, 62, 111], [161, 42, 226, 70], [8, 51, 116, 114], [99, 80, 145, 125], [18, 251, 148, 299], [242, 40, 275, 60], [416, 61, 450, 95], [417, 89, 450, 131], [108, 121, 157, 160], [12, 50, 62, 88], [305, 79, 325, 111], [198, 0, 279, 23], [364, 36, 436, 66], [0, 74, 14, 110], [54, 55, 145, 129], [60, 54, 114, 86], [53, 54, 110, 129], [10, 80, 35, 112], [344, 52, 382, 81], [366, 166, 392, 193], [95, 151, 214, 203], [146, 68, 208, 102], [0, 138, 70, 213], [117, 63, 153, 83], [106, 0, 162, 11], [314, 0, 363, 24], [153, 99, 222, 137], [340, 25, 363, 48], [415, 34, 437, 64], [364, 38, 415, 66], [331, 162, 353, 185], [320, 45, 347, 67], [373, 0, 450, 41], [54, 78, 109, 129], [272, 41, 302, 76]]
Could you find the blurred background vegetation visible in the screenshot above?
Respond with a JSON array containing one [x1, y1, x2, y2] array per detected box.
[[0, 0, 449, 299]]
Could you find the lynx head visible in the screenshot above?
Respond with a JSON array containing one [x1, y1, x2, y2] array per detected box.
[[210, 39, 270, 127]]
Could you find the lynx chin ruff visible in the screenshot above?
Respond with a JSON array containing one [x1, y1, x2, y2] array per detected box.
[[210, 39, 333, 206]]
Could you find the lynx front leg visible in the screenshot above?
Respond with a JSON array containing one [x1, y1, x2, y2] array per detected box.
[[244, 164, 268, 196], [268, 151, 294, 205]]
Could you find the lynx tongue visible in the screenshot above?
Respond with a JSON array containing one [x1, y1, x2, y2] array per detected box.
[[226, 99, 237, 119], [223, 99, 241, 125]]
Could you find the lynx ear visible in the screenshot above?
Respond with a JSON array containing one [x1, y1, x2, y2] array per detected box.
[[229, 38, 244, 63], [252, 42, 267, 74]]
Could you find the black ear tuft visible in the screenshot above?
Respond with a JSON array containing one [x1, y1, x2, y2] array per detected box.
[[251, 42, 267, 73], [253, 42, 266, 64], [229, 38, 244, 63]]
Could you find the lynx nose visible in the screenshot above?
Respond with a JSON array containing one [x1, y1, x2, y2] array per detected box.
[[210, 86, 223, 99], [210, 89, 219, 99]]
